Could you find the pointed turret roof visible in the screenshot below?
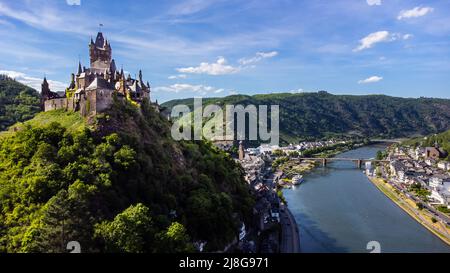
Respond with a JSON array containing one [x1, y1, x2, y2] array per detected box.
[[77, 61, 82, 75], [95, 32, 105, 48], [110, 59, 116, 73]]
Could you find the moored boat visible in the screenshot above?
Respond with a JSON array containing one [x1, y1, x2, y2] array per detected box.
[[292, 175, 304, 185]]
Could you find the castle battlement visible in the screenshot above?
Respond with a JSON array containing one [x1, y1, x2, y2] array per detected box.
[[42, 32, 153, 116]]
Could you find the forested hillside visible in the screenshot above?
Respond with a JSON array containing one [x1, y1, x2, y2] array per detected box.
[[0, 98, 254, 253], [162, 92, 450, 143], [0, 75, 41, 130]]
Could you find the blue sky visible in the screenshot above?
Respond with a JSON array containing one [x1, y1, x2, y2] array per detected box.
[[0, 0, 449, 102]]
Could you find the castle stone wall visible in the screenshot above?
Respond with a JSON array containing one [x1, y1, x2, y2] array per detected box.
[[96, 89, 114, 113], [44, 98, 67, 112]]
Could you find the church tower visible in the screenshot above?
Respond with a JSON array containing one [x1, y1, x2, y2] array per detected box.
[[89, 32, 112, 73], [238, 141, 245, 161]]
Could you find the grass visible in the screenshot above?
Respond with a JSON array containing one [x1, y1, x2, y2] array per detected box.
[[0, 109, 87, 138]]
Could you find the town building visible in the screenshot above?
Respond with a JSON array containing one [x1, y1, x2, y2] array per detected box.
[[425, 144, 448, 160], [437, 161, 449, 171]]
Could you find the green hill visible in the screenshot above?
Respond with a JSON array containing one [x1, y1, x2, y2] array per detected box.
[[0, 99, 254, 253], [162, 92, 450, 143], [0, 75, 41, 131]]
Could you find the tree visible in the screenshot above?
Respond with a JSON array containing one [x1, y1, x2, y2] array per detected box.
[[416, 202, 424, 210], [376, 151, 385, 160], [23, 182, 97, 253], [155, 222, 195, 253], [94, 203, 154, 253], [272, 149, 285, 157], [113, 145, 137, 170], [27, 190, 71, 253]]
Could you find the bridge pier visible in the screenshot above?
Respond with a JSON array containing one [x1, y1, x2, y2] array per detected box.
[[357, 159, 363, 169]]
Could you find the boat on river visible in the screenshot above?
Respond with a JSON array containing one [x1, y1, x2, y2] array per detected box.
[[292, 175, 304, 185]]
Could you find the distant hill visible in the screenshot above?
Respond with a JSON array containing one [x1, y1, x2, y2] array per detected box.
[[0, 99, 253, 253], [162, 92, 450, 143], [0, 75, 41, 131]]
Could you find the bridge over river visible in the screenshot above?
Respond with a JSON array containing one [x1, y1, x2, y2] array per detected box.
[[297, 157, 390, 168]]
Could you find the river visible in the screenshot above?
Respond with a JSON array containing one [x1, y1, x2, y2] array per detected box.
[[283, 144, 450, 253]]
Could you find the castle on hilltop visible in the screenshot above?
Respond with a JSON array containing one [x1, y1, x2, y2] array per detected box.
[[41, 32, 154, 116]]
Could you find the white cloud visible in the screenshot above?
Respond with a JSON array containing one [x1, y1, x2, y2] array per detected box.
[[354, 31, 391, 51], [238, 51, 278, 65], [402, 34, 413, 40], [154, 83, 224, 96], [354, 31, 412, 52], [289, 88, 305, 94], [0, 70, 67, 91], [367, 0, 381, 6], [175, 51, 278, 76], [398, 6, 434, 20], [168, 0, 216, 15], [168, 74, 187, 80], [66, 0, 81, 6], [358, 76, 383, 84], [177, 57, 239, 75]]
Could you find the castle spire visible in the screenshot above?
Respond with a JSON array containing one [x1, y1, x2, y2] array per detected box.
[[77, 61, 82, 75], [42, 76, 48, 86], [95, 32, 105, 48], [110, 59, 116, 74]]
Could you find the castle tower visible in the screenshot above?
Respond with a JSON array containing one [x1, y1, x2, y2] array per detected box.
[[69, 73, 76, 89], [89, 32, 112, 73], [41, 77, 51, 98], [41, 77, 59, 109]]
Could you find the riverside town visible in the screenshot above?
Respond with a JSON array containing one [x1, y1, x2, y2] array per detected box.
[[0, 0, 449, 271]]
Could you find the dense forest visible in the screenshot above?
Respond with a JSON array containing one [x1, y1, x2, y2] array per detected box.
[[0, 98, 254, 253], [162, 92, 450, 144], [0, 75, 41, 130]]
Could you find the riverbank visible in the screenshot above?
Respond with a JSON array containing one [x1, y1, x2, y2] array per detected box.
[[276, 143, 362, 188], [368, 176, 450, 246]]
